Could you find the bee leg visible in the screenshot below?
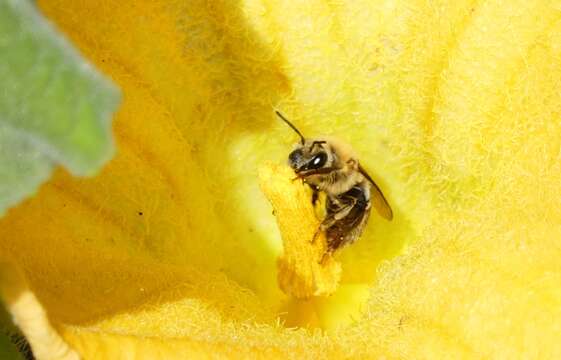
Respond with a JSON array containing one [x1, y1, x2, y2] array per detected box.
[[319, 248, 333, 265], [311, 216, 335, 244], [311, 186, 319, 206], [311, 202, 355, 244], [311, 227, 322, 244]]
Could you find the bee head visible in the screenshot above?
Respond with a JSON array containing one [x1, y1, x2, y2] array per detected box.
[[288, 140, 331, 173], [275, 111, 333, 173]]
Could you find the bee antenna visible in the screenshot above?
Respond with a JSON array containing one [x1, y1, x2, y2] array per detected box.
[[275, 111, 305, 145]]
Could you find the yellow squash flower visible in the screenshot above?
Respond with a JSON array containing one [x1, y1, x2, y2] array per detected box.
[[2, 0, 561, 358]]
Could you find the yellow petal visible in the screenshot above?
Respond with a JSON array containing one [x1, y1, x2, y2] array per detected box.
[[1, 0, 561, 358]]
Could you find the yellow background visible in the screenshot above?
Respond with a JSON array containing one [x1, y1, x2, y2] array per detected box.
[[0, 0, 560, 358]]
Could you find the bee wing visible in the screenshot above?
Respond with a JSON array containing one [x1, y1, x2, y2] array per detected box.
[[358, 164, 393, 220]]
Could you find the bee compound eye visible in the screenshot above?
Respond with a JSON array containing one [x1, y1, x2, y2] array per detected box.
[[309, 152, 327, 169]]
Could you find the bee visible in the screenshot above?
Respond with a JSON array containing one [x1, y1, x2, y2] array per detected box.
[[276, 111, 393, 262]]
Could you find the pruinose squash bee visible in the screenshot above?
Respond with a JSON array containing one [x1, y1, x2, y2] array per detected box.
[[276, 111, 393, 262]]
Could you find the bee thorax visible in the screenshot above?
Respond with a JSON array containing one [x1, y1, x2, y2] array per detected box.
[[314, 170, 363, 196]]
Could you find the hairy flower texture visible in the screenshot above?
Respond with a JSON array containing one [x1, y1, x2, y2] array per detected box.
[[1, 0, 561, 358]]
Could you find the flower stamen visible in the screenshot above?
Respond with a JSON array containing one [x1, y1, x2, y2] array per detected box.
[[259, 163, 341, 299]]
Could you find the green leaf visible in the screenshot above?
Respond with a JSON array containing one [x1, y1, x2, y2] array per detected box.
[[0, 306, 26, 360], [0, 0, 120, 216], [0, 332, 25, 360]]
